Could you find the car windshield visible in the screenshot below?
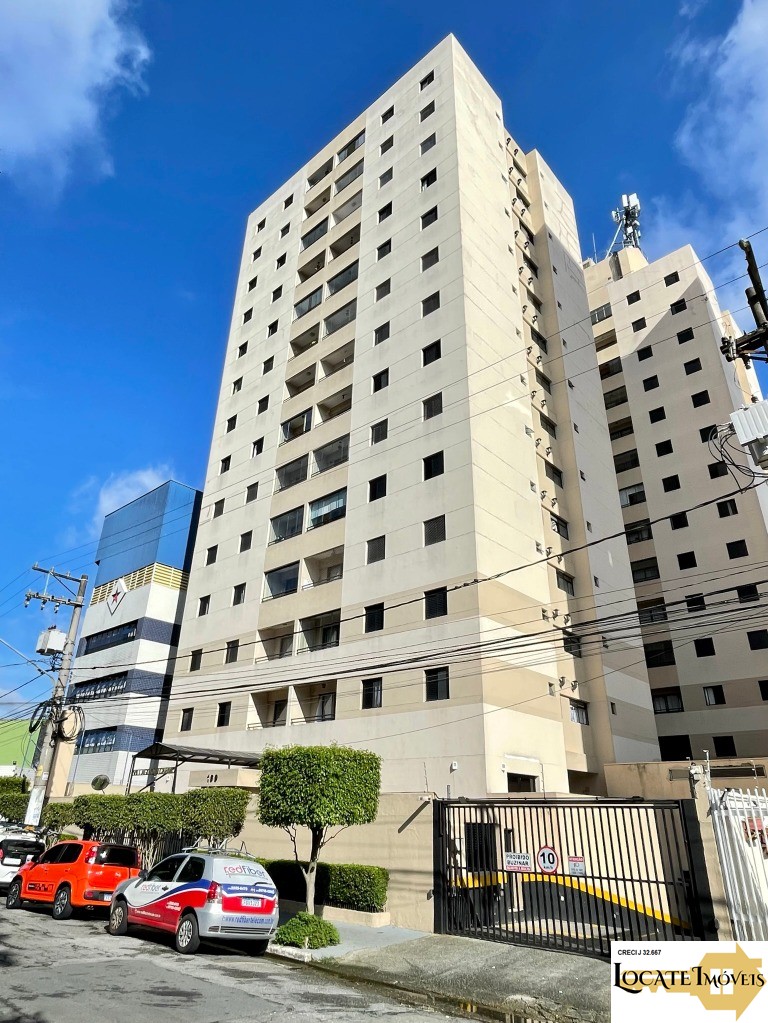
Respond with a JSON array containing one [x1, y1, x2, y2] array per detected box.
[[0, 839, 43, 861], [96, 846, 138, 867]]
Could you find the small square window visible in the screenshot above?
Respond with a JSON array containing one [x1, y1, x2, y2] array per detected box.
[[423, 450, 444, 480], [237, 342, 248, 358], [272, 286, 282, 302], [420, 70, 435, 90], [670, 511, 689, 530], [276, 253, 286, 269], [380, 135, 394, 155], [246, 482, 258, 503], [704, 684, 725, 706], [362, 677, 383, 710], [180, 708, 193, 732], [248, 277, 257, 292], [759, 680, 768, 701], [670, 298, 687, 314], [206, 545, 218, 566], [425, 666, 449, 702], [190, 650, 202, 672], [217, 701, 232, 727], [643, 375, 659, 391], [420, 100, 435, 121], [252, 437, 264, 457], [420, 133, 437, 155], [717, 498, 738, 517], [365, 603, 385, 633], [662, 475, 681, 492], [684, 358, 702, 375], [713, 735, 737, 758], [371, 419, 388, 444], [421, 168, 437, 190], [262, 356, 274, 375], [233, 582, 246, 606], [686, 593, 706, 612], [421, 247, 439, 271], [258, 396, 269, 414], [280, 224, 290, 238], [213, 499, 224, 519], [267, 320, 278, 336], [749, 630, 768, 651], [677, 327, 694, 344], [677, 551, 697, 569], [727, 539, 748, 559], [664, 271, 680, 286], [220, 455, 231, 474], [377, 239, 392, 260], [632, 318, 647, 332], [225, 640, 239, 664], [226, 415, 237, 434], [424, 514, 446, 545], [638, 345, 653, 361], [423, 392, 443, 420], [381, 105, 394, 124], [367, 536, 385, 564], [627, 290, 641, 305], [421, 205, 438, 229], [556, 570, 575, 596], [240, 530, 253, 553], [425, 586, 448, 619], [257, 218, 266, 232], [375, 279, 391, 301], [369, 475, 387, 501], [374, 322, 390, 345], [422, 339, 441, 365], [243, 308, 253, 324], [649, 407, 666, 423], [198, 595, 210, 617], [378, 202, 392, 223], [422, 292, 440, 316], [737, 584, 759, 603], [656, 439, 673, 456], [232, 377, 243, 394], [372, 369, 389, 392], [708, 461, 728, 479], [691, 390, 710, 407], [284, 194, 294, 209], [379, 167, 393, 187], [252, 247, 262, 261], [699, 425, 716, 443]]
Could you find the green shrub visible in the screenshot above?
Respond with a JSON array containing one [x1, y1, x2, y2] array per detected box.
[[272, 912, 340, 949], [41, 801, 76, 834], [259, 859, 388, 912], [0, 792, 29, 823], [0, 777, 27, 794]]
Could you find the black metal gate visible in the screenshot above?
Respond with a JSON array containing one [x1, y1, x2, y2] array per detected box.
[[433, 797, 706, 957]]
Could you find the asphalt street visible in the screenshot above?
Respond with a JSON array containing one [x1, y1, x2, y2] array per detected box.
[[0, 902, 458, 1023]]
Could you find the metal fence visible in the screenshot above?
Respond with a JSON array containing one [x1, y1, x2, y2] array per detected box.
[[433, 797, 703, 958], [709, 786, 768, 940]]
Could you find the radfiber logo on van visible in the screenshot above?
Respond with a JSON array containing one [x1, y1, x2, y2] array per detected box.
[[221, 863, 262, 877], [612, 943, 766, 1020]]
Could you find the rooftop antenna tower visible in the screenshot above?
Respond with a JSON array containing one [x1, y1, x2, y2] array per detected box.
[[605, 193, 641, 259]]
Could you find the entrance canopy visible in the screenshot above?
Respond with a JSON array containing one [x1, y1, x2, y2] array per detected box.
[[126, 741, 261, 793]]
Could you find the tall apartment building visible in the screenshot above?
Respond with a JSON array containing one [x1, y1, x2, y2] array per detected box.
[[164, 36, 659, 797], [59, 481, 201, 795], [584, 244, 768, 761]]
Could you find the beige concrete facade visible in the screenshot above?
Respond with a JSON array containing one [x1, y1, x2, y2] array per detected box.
[[585, 246, 768, 762], [163, 36, 659, 798]]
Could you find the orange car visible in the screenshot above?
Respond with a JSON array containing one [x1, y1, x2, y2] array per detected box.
[[5, 839, 140, 919]]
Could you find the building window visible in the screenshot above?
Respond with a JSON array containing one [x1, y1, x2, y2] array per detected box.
[[377, 239, 392, 260], [424, 514, 446, 545], [423, 451, 444, 480], [425, 587, 448, 619], [180, 708, 193, 732], [653, 688, 683, 714], [252, 247, 261, 261], [759, 680, 768, 701], [284, 194, 293, 209], [590, 303, 612, 325], [664, 271, 680, 286], [233, 583, 246, 606], [421, 205, 438, 229], [238, 341, 248, 357], [220, 455, 231, 474], [257, 218, 266, 232], [258, 396, 269, 414], [603, 386, 628, 409], [365, 603, 384, 633], [308, 488, 347, 528], [421, 168, 438, 190], [643, 375, 659, 391], [684, 358, 702, 375], [422, 292, 440, 316], [717, 499, 738, 517], [246, 482, 258, 503], [226, 415, 237, 434], [737, 584, 759, 603], [276, 253, 286, 269], [272, 286, 282, 302], [727, 539, 749, 559], [662, 475, 681, 492], [372, 369, 389, 392], [556, 570, 575, 596], [569, 700, 589, 725], [421, 247, 439, 271], [649, 406, 666, 423], [544, 461, 563, 487], [243, 308, 253, 324], [625, 520, 652, 545], [563, 632, 582, 657], [713, 735, 737, 758], [205, 545, 218, 566], [425, 666, 449, 702], [692, 390, 710, 407], [420, 100, 436, 121], [362, 677, 383, 710], [420, 69, 435, 89], [638, 345, 653, 361], [371, 419, 388, 444], [670, 511, 689, 529], [677, 551, 697, 570], [686, 594, 706, 612], [420, 133, 437, 155], [213, 498, 224, 518], [232, 377, 243, 395], [380, 135, 394, 155], [708, 461, 728, 479], [697, 639, 717, 659], [614, 449, 640, 473], [539, 413, 557, 438], [645, 640, 676, 668], [379, 168, 393, 188], [670, 298, 687, 314], [627, 290, 641, 305], [632, 558, 660, 583], [381, 104, 394, 123], [369, 475, 387, 501], [190, 650, 202, 672], [748, 630, 768, 651], [638, 600, 667, 625], [367, 536, 385, 564], [678, 327, 694, 344], [375, 279, 391, 301], [240, 530, 252, 553], [263, 356, 274, 374], [270, 506, 304, 542], [217, 701, 232, 727], [252, 437, 264, 457], [423, 339, 441, 365], [337, 130, 365, 162], [378, 202, 392, 223], [551, 514, 569, 539], [632, 318, 647, 332], [656, 440, 673, 456], [198, 595, 210, 617], [247, 278, 257, 292], [225, 640, 239, 664], [423, 393, 442, 420], [375, 322, 390, 345], [619, 482, 646, 507], [264, 563, 299, 599], [699, 425, 716, 443]]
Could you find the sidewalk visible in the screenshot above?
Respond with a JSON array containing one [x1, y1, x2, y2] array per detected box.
[[268, 921, 610, 1023]]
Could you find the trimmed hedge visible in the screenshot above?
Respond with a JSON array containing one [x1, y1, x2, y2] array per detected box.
[[259, 858, 389, 913], [0, 792, 29, 822], [273, 912, 340, 949], [41, 801, 77, 835], [0, 777, 27, 794]]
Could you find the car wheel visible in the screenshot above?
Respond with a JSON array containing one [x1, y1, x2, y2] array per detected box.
[[52, 885, 74, 921], [108, 899, 129, 936], [175, 913, 200, 955], [5, 880, 23, 910], [247, 939, 270, 957]]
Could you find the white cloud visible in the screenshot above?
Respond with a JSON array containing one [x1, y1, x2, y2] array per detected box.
[[0, 0, 150, 195], [646, 0, 768, 317], [69, 465, 172, 542]]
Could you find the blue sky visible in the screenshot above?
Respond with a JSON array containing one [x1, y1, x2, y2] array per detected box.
[[1, 0, 767, 711]]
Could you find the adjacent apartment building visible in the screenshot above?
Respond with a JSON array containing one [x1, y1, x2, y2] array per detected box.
[[584, 245, 768, 761], [57, 481, 201, 795], [163, 35, 660, 797]]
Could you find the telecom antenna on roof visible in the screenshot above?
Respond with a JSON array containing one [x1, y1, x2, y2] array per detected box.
[[605, 193, 641, 259]]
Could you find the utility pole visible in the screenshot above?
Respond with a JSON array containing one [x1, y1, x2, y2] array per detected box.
[[720, 239, 768, 366], [23, 565, 88, 827]]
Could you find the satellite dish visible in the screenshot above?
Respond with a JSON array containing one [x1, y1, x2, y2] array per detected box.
[[91, 775, 110, 791]]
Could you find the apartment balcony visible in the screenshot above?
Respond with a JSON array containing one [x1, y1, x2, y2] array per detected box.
[[248, 686, 291, 729], [304, 185, 331, 219], [285, 363, 316, 398], [298, 609, 340, 653], [289, 320, 321, 359], [305, 156, 333, 193], [320, 339, 354, 381], [263, 561, 300, 602], [312, 434, 349, 476], [292, 681, 337, 724], [329, 224, 360, 261], [316, 385, 352, 424], [258, 623, 294, 662], [280, 407, 312, 446], [303, 545, 343, 588]]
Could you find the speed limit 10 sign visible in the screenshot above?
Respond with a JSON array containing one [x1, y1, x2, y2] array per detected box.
[[536, 845, 559, 874]]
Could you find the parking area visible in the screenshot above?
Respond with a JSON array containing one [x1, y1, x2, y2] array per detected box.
[[0, 903, 448, 1023]]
